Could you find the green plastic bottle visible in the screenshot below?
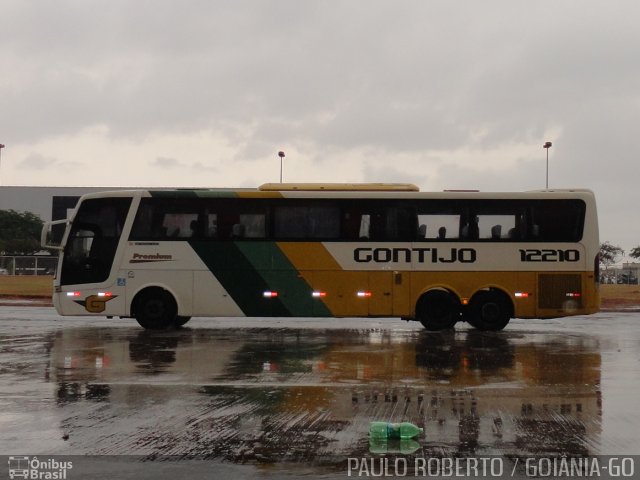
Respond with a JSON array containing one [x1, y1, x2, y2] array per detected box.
[[369, 421, 423, 439], [369, 438, 421, 454]]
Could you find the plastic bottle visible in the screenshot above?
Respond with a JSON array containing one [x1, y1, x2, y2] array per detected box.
[[369, 421, 423, 439], [369, 438, 421, 455]]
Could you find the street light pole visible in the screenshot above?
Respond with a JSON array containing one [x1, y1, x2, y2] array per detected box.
[[0, 144, 5, 186], [543, 141, 552, 189], [278, 151, 285, 183]]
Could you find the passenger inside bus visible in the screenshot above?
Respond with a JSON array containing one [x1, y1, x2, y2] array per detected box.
[[231, 223, 245, 239], [461, 215, 479, 240]]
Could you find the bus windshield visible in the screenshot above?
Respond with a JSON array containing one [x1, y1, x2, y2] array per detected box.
[[60, 197, 132, 285]]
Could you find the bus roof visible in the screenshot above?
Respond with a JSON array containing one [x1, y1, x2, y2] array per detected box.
[[259, 183, 420, 192], [73, 186, 596, 202]]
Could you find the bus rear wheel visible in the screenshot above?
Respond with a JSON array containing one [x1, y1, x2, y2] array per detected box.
[[467, 290, 512, 331], [134, 288, 177, 330], [416, 290, 460, 331], [174, 316, 191, 327]]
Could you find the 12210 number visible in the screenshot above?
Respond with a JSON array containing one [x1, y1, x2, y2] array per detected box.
[[519, 249, 580, 262]]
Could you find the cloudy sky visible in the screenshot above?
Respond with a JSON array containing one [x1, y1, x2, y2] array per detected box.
[[1, 1, 639, 252]]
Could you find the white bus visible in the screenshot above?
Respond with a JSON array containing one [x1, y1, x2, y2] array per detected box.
[[42, 184, 600, 331]]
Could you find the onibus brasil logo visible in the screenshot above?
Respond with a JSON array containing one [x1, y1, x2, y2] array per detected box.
[[8, 456, 73, 479]]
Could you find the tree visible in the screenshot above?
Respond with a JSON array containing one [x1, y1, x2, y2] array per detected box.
[[599, 241, 624, 269], [0, 209, 44, 255], [630, 246, 640, 261]]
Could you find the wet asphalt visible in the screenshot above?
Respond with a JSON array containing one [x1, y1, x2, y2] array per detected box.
[[1, 308, 639, 477]]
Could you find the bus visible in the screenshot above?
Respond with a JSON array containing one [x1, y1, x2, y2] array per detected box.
[[41, 183, 600, 331]]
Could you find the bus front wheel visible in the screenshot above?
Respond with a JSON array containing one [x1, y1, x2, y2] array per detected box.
[[416, 290, 460, 331], [133, 288, 178, 330], [466, 290, 512, 331]]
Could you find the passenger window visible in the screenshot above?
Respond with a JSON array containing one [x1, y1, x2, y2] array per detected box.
[[475, 214, 516, 240], [529, 201, 584, 242], [162, 213, 199, 238], [417, 214, 461, 240], [240, 214, 266, 238], [275, 205, 340, 239], [342, 203, 415, 241]]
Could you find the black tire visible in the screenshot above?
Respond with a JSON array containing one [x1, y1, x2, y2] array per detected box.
[[467, 290, 512, 331], [416, 290, 460, 331], [134, 288, 177, 330], [174, 316, 191, 327]]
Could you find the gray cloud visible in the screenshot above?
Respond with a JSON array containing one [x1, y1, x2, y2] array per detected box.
[[1, 1, 639, 248], [152, 157, 183, 168], [18, 153, 58, 170]]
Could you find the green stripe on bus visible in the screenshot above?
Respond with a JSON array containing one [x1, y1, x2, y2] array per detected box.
[[189, 241, 331, 317], [189, 241, 291, 316], [193, 191, 239, 198], [236, 242, 332, 317]]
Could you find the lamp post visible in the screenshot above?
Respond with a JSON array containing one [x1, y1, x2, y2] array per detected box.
[[543, 141, 552, 189], [278, 151, 285, 183], [0, 144, 5, 186]]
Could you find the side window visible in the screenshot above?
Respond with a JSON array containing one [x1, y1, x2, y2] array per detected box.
[[341, 207, 373, 240], [163, 213, 199, 238], [130, 198, 201, 240], [215, 200, 267, 241], [475, 214, 517, 240], [462, 202, 526, 242], [416, 201, 464, 241], [341, 202, 415, 241], [130, 198, 268, 241], [528, 200, 585, 242], [274, 204, 340, 239], [417, 214, 460, 240], [206, 200, 266, 240], [275, 206, 307, 238], [239, 214, 266, 238]]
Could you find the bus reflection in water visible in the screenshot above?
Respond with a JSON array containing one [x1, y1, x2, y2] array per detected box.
[[47, 327, 601, 460]]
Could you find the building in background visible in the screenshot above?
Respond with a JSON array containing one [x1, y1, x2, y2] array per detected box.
[[1, 187, 137, 274], [0, 186, 148, 244]]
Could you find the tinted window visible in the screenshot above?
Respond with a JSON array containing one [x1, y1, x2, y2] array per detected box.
[[528, 200, 585, 242], [274, 204, 340, 239], [61, 197, 132, 285], [341, 201, 415, 241], [129, 196, 585, 243], [416, 199, 584, 242], [417, 214, 460, 240], [129, 198, 267, 241]]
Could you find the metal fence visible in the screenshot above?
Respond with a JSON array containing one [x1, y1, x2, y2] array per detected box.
[[0, 256, 58, 276]]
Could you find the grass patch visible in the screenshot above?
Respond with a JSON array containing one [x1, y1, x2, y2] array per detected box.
[[0, 275, 53, 297]]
